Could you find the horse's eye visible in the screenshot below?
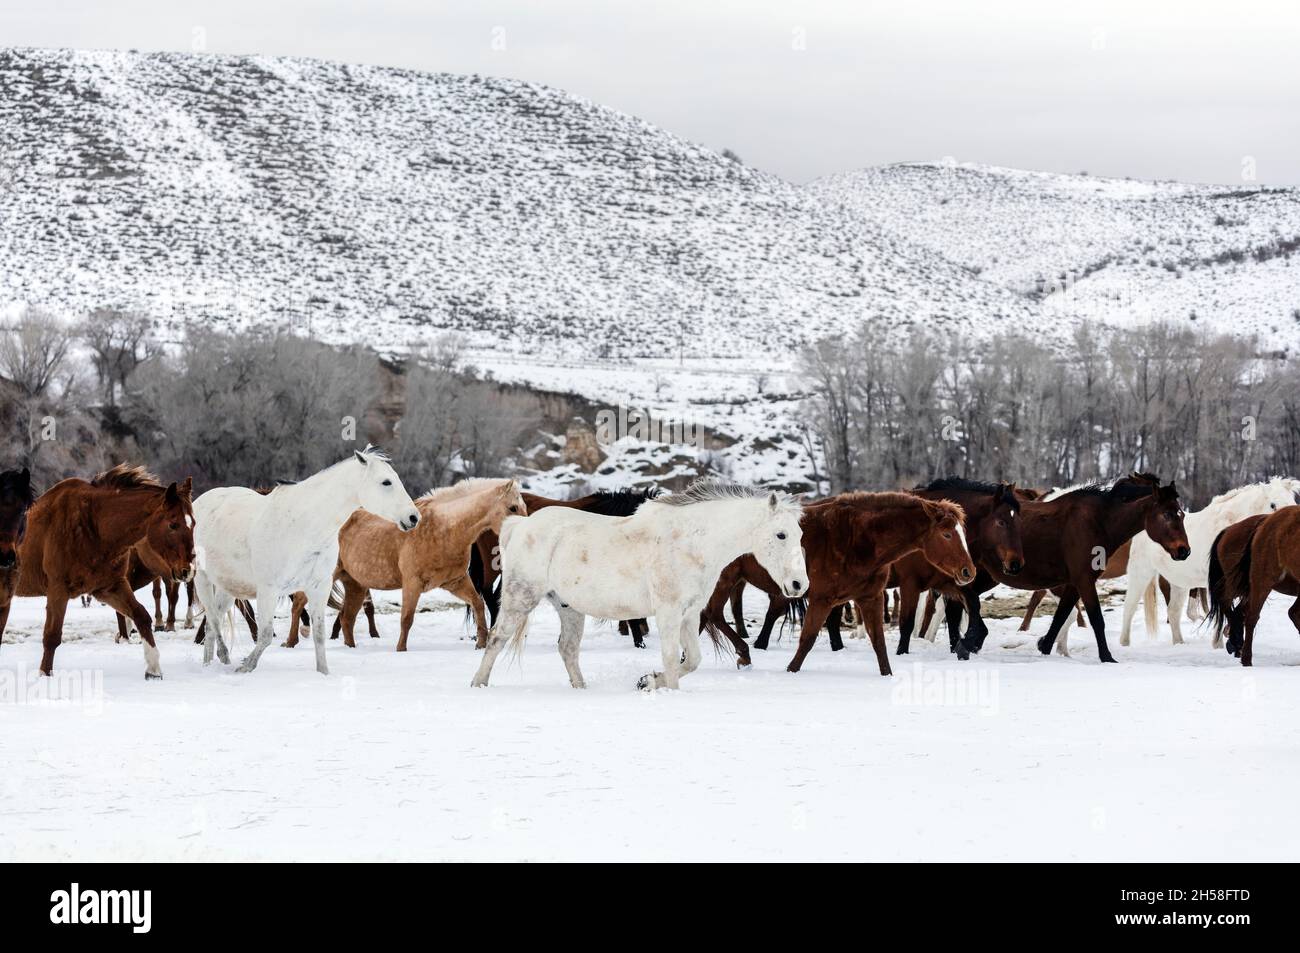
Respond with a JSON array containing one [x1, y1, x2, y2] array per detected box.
[[943, 532, 953, 540], [509, 505, 518, 513], [996, 519, 1006, 527], [382, 479, 393, 487], [776, 532, 787, 540], [169, 522, 179, 531]]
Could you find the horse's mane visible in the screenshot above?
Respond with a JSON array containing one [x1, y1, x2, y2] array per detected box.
[[916, 476, 1003, 496], [578, 488, 662, 516], [822, 491, 964, 524], [417, 478, 511, 504], [1209, 476, 1300, 506], [1047, 472, 1161, 503], [653, 479, 798, 514], [90, 463, 163, 490], [0, 469, 36, 505]]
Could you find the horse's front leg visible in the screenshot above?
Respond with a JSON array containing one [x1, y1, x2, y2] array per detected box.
[[1078, 581, 1116, 663], [1037, 586, 1079, 656], [639, 608, 685, 690], [38, 589, 70, 676], [152, 578, 164, 628], [1166, 585, 1189, 645], [236, 589, 279, 674], [786, 598, 834, 673], [96, 580, 162, 678]]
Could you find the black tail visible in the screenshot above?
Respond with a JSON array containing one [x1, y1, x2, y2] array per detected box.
[[467, 543, 501, 625], [1205, 529, 1231, 636]]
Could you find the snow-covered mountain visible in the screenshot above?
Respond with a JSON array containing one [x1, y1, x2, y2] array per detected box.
[[811, 162, 1300, 345], [3, 48, 1297, 491]]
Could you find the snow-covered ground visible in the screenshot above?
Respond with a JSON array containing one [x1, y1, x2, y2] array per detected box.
[[2, 588, 1298, 862]]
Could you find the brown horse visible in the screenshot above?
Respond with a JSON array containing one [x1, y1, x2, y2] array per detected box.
[[3, 465, 195, 678], [952, 473, 1189, 663], [0, 468, 36, 645], [1207, 507, 1300, 666], [471, 488, 660, 644], [890, 479, 1025, 656], [781, 493, 974, 676], [320, 478, 526, 651], [113, 541, 197, 642]]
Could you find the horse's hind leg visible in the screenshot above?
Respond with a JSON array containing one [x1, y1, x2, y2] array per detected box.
[[678, 616, 701, 677], [551, 598, 589, 689], [184, 580, 195, 629], [444, 573, 489, 649], [640, 609, 685, 690], [1018, 589, 1045, 632], [826, 604, 845, 652], [306, 590, 331, 675], [152, 578, 164, 628], [472, 580, 540, 687], [283, 592, 308, 648], [115, 611, 130, 644], [1166, 585, 1189, 645], [729, 583, 748, 642], [364, 596, 379, 638], [236, 589, 279, 674], [1037, 587, 1078, 656]]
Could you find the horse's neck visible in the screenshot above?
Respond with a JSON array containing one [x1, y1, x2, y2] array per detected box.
[[91, 488, 159, 554], [663, 501, 764, 581], [1186, 498, 1245, 547], [1099, 496, 1151, 549], [856, 506, 930, 566], [426, 490, 498, 547], [276, 465, 361, 532]]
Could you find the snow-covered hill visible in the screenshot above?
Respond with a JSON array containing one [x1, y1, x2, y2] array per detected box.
[[811, 162, 1300, 345], [3, 48, 1298, 491]]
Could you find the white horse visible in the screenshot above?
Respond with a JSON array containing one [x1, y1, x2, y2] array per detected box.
[[1120, 476, 1300, 647], [472, 480, 808, 691], [192, 448, 419, 675]]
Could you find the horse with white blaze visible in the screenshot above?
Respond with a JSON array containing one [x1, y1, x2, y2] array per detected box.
[[472, 480, 808, 691], [192, 447, 419, 675]]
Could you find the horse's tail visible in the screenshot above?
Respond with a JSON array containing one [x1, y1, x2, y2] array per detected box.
[[1142, 576, 1158, 636], [1205, 532, 1233, 638], [328, 579, 346, 611]]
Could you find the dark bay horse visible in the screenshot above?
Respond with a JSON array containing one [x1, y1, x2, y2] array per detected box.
[[1207, 507, 1300, 666], [0, 468, 37, 645], [471, 488, 660, 645], [781, 493, 974, 676], [891, 479, 1025, 656], [955, 473, 1189, 663], [3, 465, 195, 677]]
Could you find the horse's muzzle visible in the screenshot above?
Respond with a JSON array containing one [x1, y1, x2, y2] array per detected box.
[[1173, 544, 1191, 561], [956, 566, 975, 585], [0, 550, 16, 571], [174, 566, 196, 583], [1003, 559, 1023, 575], [782, 579, 806, 599], [399, 511, 420, 532]]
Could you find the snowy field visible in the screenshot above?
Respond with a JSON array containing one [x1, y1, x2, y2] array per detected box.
[[2, 589, 1299, 862]]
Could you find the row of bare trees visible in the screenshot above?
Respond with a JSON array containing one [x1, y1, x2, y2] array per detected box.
[[0, 307, 537, 491], [800, 321, 1300, 506]]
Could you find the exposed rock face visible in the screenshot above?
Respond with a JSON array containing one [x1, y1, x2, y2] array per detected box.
[[562, 417, 604, 473]]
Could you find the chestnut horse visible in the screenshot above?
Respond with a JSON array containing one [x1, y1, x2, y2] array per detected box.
[[1207, 507, 1300, 666], [0, 468, 37, 645], [2, 465, 195, 678], [781, 493, 974, 677], [314, 478, 527, 652], [890, 479, 1025, 656], [471, 488, 660, 644], [951, 473, 1189, 663]]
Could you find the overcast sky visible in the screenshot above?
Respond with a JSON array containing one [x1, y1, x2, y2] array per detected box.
[[5, 0, 1298, 184]]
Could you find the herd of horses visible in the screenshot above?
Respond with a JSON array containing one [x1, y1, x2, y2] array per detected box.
[[2, 456, 1300, 691]]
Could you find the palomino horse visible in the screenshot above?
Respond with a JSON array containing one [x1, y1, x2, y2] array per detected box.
[[1119, 477, 1300, 647], [0, 468, 36, 644], [783, 493, 974, 677], [891, 479, 1025, 656], [472, 480, 807, 691], [3, 465, 195, 678], [1207, 506, 1300, 666], [297, 478, 526, 652], [953, 474, 1189, 663], [471, 488, 660, 644], [193, 448, 419, 675]]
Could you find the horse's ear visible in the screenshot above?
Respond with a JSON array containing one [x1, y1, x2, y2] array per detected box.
[[164, 481, 181, 505], [768, 492, 779, 510], [354, 450, 369, 467], [1163, 482, 1179, 501], [179, 476, 193, 498], [19, 467, 30, 487]]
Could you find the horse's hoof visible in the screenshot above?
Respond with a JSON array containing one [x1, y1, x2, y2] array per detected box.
[[1035, 635, 1054, 655], [830, 643, 844, 652], [145, 672, 163, 680], [637, 673, 656, 691], [955, 645, 970, 661], [1099, 653, 1118, 664]]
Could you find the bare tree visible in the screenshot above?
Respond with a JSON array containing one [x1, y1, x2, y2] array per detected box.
[[79, 307, 158, 406]]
